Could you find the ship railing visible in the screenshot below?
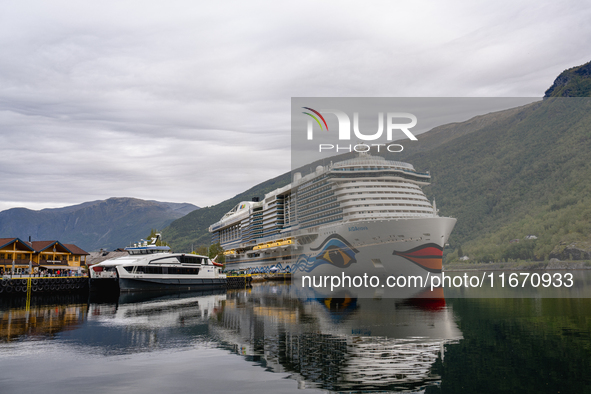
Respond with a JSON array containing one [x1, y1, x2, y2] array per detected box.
[[402, 169, 430, 176]]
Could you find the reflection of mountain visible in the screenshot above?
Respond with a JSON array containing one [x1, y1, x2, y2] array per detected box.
[[0, 294, 88, 342], [211, 284, 462, 392], [436, 297, 591, 393]]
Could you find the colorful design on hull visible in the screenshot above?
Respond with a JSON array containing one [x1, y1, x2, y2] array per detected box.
[[293, 234, 359, 273], [392, 243, 443, 273]]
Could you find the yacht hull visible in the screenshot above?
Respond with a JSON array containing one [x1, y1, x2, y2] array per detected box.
[[118, 277, 226, 292]]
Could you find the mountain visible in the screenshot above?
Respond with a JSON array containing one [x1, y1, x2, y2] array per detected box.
[[544, 60, 591, 97], [165, 61, 591, 262], [0, 198, 198, 252]]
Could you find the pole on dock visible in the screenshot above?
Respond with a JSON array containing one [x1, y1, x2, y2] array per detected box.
[[26, 277, 32, 311]]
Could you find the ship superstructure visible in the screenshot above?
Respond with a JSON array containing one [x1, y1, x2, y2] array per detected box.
[[209, 153, 455, 277]]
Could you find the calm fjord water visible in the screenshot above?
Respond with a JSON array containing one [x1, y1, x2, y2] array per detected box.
[[1, 280, 591, 393]]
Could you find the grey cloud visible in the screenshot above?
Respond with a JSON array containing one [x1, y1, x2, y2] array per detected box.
[[1, 0, 590, 212]]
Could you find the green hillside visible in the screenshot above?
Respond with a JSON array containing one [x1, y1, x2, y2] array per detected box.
[[402, 98, 591, 262], [163, 173, 291, 252], [545, 60, 591, 97]]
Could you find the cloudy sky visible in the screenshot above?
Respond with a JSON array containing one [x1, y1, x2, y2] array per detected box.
[[1, 0, 590, 212]]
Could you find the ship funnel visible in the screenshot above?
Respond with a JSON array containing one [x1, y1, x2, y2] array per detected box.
[[293, 172, 302, 182], [150, 233, 162, 245]]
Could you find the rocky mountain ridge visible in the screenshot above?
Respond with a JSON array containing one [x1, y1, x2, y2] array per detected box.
[[0, 197, 198, 252]]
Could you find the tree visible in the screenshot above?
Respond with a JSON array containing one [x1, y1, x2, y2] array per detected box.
[[146, 229, 169, 246], [193, 243, 225, 264]]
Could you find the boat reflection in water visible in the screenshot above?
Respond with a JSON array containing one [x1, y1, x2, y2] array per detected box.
[[212, 284, 462, 392], [2, 285, 461, 392], [86, 289, 227, 354], [86, 285, 462, 392]]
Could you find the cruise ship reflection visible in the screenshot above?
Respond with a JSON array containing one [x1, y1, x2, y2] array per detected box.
[[211, 284, 462, 392]]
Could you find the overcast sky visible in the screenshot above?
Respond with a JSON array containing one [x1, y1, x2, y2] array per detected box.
[[1, 0, 590, 212]]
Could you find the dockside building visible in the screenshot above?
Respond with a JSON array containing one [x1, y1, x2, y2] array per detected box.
[[0, 238, 89, 273]]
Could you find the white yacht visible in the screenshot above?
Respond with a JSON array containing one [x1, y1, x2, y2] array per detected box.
[[209, 152, 456, 278], [89, 235, 226, 292]]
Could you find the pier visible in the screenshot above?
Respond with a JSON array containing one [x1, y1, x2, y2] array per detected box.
[[0, 273, 291, 294], [225, 273, 291, 288], [0, 277, 89, 296], [226, 275, 253, 288]]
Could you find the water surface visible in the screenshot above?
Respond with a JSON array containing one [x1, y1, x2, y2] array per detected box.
[[1, 281, 590, 393]]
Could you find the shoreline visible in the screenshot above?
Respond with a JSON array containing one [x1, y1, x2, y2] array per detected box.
[[444, 260, 591, 271]]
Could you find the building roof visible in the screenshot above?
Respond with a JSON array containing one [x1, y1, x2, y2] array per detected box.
[[30, 240, 63, 252], [63, 244, 90, 255], [0, 238, 15, 249], [1, 238, 88, 255], [0, 238, 36, 251]]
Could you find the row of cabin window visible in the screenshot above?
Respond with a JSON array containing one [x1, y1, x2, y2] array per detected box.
[[123, 266, 200, 275]]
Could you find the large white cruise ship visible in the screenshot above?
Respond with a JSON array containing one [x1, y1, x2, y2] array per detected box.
[[209, 152, 456, 278]]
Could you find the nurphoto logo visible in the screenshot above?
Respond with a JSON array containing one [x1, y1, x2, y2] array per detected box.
[[302, 107, 418, 153]]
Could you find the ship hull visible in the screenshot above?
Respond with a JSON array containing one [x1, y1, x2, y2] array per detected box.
[[225, 217, 456, 280], [118, 277, 226, 292], [89, 277, 120, 292]]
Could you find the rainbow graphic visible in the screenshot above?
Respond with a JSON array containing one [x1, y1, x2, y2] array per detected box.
[[392, 244, 443, 273], [302, 107, 329, 131]]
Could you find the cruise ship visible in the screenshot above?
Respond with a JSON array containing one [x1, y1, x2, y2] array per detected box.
[[209, 152, 456, 278]]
